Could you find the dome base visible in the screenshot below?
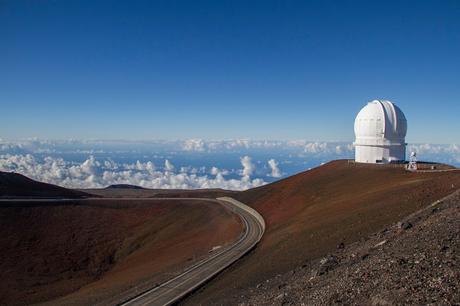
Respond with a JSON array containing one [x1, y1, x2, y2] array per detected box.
[[355, 144, 406, 164]]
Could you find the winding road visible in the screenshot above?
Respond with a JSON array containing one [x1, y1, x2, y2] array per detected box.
[[0, 196, 265, 305], [119, 197, 265, 306]]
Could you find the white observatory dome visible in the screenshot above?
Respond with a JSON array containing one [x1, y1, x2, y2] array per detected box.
[[354, 100, 407, 163]]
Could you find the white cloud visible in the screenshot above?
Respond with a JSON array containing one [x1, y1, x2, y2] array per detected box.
[[408, 143, 460, 155], [164, 159, 175, 172], [182, 139, 206, 152], [1, 138, 458, 159], [335, 145, 342, 154], [267, 159, 282, 178], [1, 139, 459, 190], [210, 166, 230, 176], [210, 166, 219, 175], [0, 154, 266, 191], [240, 155, 255, 177], [304, 142, 329, 154]]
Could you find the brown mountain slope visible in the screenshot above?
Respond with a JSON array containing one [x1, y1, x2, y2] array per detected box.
[[83, 187, 237, 199], [0, 199, 241, 306], [241, 189, 460, 305], [0, 171, 89, 198], [184, 160, 460, 305]]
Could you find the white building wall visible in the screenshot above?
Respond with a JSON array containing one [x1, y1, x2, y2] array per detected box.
[[355, 144, 405, 163], [355, 145, 387, 163], [388, 145, 406, 162]]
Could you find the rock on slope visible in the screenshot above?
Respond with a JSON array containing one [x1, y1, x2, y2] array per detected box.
[[240, 189, 460, 305]]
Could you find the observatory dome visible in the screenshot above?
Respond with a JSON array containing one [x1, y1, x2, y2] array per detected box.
[[354, 100, 407, 163]]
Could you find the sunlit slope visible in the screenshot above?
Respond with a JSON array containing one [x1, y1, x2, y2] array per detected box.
[[185, 160, 460, 305]]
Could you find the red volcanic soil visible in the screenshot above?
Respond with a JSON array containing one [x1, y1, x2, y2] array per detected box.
[[241, 189, 460, 305], [183, 160, 460, 305], [83, 187, 237, 199], [0, 171, 89, 198], [0, 199, 241, 306]]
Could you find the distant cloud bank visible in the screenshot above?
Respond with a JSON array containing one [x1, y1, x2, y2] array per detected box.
[[0, 138, 459, 190], [0, 138, 355, 155]]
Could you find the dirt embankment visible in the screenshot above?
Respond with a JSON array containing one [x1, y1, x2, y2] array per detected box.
[[0, 199, 241, 306], [183, 160, 460, 305], [240, 189, 460, 305]]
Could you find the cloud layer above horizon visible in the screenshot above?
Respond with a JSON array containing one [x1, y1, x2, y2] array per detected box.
[[0, 139, 459, 190], [0, 154, 269, 190]]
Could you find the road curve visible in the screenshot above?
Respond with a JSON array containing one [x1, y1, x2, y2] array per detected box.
[[0, 196, 265, 305], [119, 197, 265, 306], [410, 169, 460, 173]]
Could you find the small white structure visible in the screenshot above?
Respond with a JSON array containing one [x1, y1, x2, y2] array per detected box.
[[354, 100, 407, 164], [407, 151, 418, 171]]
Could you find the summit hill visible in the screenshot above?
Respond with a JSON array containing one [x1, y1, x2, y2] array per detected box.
[[0, 171, 89, 198], [184, 159, 460, 304]]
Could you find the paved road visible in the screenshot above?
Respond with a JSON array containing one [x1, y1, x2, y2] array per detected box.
[[411, 169, 460, 173], [120, 197, 265, 306], [0, 196, 265, 306]]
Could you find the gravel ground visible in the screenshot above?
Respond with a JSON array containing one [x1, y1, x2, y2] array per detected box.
[[238, 189, 460, 306]]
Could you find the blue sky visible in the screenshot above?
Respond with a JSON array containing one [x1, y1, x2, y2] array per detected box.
[[1, 0, 459, 143]]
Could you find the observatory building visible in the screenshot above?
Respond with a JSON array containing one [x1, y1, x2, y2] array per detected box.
[[354, 100, 407, 164]]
